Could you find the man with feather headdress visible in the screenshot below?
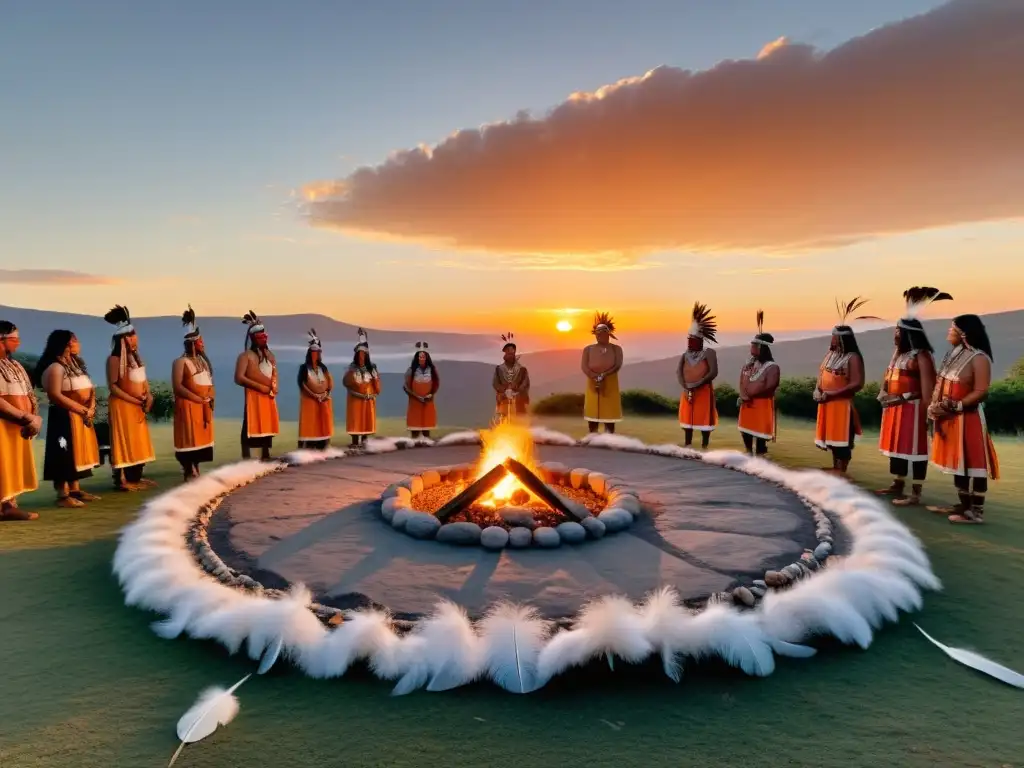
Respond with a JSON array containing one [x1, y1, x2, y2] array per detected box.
[[875, 288, 947, 505], [234, 311, 279, 460], [813, 298, 873, 475], [104, 305, 157, 490], [737, 310, 780, 456], [677, 303, 719, 449], [581, 312, 623, 433], [492, 332, 530, 423], [927, 313, 1000, 524], [172, 306, 215, 480], [343, 328, 380, 446]]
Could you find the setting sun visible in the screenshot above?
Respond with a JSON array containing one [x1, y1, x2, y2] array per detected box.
[[556, 320, 572, 332]]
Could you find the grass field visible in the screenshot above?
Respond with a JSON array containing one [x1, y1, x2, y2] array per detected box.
[[2, 416, 1022, 768]]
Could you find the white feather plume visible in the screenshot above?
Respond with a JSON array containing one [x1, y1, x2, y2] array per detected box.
[[639, 586, 687, 682], [915, 624, 1024, 689], [168, 673, 250, 767], [390, 601, 482, 695], [535, 595, 653, 685], [678, 604, 777, 676], [478, 603, 550, 693]]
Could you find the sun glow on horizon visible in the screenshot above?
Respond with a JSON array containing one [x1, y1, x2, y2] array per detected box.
[[556, 319, 573, 332]]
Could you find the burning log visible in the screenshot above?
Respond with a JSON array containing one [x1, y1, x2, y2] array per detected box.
[[435, 463, 511, 521], [503, 458, 575, 522]]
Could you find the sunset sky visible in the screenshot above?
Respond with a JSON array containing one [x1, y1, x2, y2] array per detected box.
[[2, 0, 1022, 347]]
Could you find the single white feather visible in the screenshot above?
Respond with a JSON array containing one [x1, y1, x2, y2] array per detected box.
[[535, 595, 653, 686], [390, 601, 482, 695], [760, 574, 875, 649], [169, 673, 250, 767], [478, 603, 550, 693], [914, 624, 1024, 689], [639, 586, 686, 682], [258, 636, 284, 675], [303, 609, 397, 679], [681, 604, 777, 676]]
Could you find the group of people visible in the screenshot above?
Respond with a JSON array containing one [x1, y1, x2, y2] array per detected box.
[[0, 288, 1001, 525]]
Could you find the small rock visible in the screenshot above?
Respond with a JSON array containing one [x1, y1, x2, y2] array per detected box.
[[436, 521, 483, 545], [508, 527, 533, 548], [420, 470, 441, 489], [447, 467, 465, 483], [749, 585, 767, 598], [405, 513, 442, 540], [236, 575, 260, 590], [782, 564, 803, 580], [732, 586, 756, 607], [598, 507, 632, 533], [752, 579, 768, 590], [580, 516, 606, 539], [587, 472, 608, 495], [381, 485, 412, 502], [498, 506, 536, 529], [381, 496, 408, 523], [391, 508, 413, 531], [533, 527, 561, 548], [556, 521, 587, 544], [800, 553, 819, 570], [328, 613, 344, 626], [555, 495, 590, 522], [407, 475, 424, 496], [569, 468, 589, 489], [764, 570, 790, 587], [480, 526, 510, 550], [813, 542, 832, 560], [607, 492, 641, 517]]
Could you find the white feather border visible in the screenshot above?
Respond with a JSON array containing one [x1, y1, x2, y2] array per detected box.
[[113, 429, 943, 693]]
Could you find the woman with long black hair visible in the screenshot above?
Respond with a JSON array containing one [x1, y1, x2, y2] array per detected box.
[[297, 329, 333, 450], [34, 330, 101, 507], [404, 342, 439, 438], [0, 320, 41, 520]]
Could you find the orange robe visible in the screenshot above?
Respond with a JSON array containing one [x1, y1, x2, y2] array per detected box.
[[678, 354, 717, 431], [878, 352, 928, 462], [173, 358, 214, 454], [737, 361, 777, 441], [345, 365, 380, 435], [298, 367, 334, 442], [815, 353, 861, 450], [0, 359, 38, 504], [243, 355, 280, 440], [406, 367, 438, 431], [930, 349, 1000, 480], [109, 362, 155, 470]]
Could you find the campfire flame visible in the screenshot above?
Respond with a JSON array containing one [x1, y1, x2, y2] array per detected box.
[[474, 421, 539, 508]]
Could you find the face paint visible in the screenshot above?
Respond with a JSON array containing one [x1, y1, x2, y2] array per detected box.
[[252, 332, 269, 347], [687, 337, 702, 352]]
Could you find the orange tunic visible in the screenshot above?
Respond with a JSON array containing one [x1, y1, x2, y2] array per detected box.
[[737, 360, 777, 440], [0, 359, 38, 503], [930, 349, 1000, 480], [814, 353, 861, 450], [345, 365, 380, 435], [243, 356, 280, 439], [62, 369, 101, 472], [298, 367, 334, 441], [878, 352, 928, 461], [678, 354, 717, 430], [406, 367, 438, 431], [109, 362, 155, 470], [173, 358, 215, 452]]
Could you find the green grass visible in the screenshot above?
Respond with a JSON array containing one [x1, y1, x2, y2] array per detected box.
[[2, 417, 1023, 767]]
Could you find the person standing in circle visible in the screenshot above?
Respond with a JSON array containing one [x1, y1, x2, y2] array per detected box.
[[297, 329, 333, 450], [404, 341, 438, 439], [172, 305, 215, 481], [35, 330, 101, 507], [0, 321, 41, 520], [344, 328, 380, 446]]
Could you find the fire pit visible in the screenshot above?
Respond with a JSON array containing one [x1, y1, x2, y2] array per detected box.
[[378, 423, 640, 549]]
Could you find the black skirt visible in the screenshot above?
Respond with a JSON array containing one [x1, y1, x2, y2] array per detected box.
[[175, 446, 214, 464], [43, 406, 94, 483], [240, 411, 272, 449]]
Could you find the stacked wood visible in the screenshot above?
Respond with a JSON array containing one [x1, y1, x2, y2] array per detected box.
[[435, 463, 511, 521]]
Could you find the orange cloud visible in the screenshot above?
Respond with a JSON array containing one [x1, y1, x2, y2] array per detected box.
[[0, 269, 120, 286], [304, 0, 1024, 265]]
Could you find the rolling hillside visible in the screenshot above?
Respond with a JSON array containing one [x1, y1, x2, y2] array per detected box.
[[536, 309, 1024, 399]]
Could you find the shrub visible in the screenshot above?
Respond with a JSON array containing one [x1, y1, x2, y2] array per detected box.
[[714, 383, 740, 418], [90, 382, 174, 423], [532, 392, 584, 416], [620, 389, 676, 415], [1009, 355, 1024, 380]]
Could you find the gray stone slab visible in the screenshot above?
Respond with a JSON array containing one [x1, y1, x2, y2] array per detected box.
[[212, 444, 816, 619]]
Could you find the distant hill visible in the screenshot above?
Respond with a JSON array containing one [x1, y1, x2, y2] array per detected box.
[[536, 310, 1024, 398]]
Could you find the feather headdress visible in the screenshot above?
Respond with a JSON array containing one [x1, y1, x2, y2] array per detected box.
[[501, 331, 516, 350], [899, 287, 952, 328], [687, 302, 718, 343], [104, 305, 134, 337], [241, 310, 265, 348], [354, 327, 369, 352], [181, 305, 200, 340], [307, 328, 321, 351], [833, 297, 882, 335], [591, 311, 617, 339], [752, 309, 774, 346]]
